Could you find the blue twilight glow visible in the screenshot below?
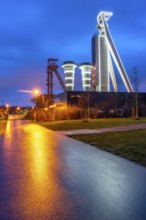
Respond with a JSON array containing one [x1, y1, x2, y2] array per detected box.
[[0, 0, 146, 105]]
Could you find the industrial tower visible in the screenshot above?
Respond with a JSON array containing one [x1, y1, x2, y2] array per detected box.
[[47, 58, 66, 102], [79, 63, 93, 91], [92, 11, 133, 93], [62, 61, 77, 91]]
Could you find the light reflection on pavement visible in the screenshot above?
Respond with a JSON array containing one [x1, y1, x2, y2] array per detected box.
[[0, 120, 146, 220]]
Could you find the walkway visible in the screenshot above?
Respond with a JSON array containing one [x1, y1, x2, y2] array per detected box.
[[0, 120, 146, 219], [58, 123, 146, 135]]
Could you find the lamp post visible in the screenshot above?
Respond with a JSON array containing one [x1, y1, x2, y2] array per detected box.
[[6, 104, 9, 109], [33, 89, 40, 107], [5, 104, 10, 120], [33, 89, 41, 121]]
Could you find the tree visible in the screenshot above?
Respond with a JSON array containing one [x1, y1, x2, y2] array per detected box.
[[78, 94, 89, 122]]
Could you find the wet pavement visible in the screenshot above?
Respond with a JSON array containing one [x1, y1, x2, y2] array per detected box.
[[0, 120, 146, 220], [58, 123, 146, 135]]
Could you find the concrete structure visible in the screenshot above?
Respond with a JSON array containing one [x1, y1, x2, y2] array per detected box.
[[92, 35, 109, 92], [79, 63, 93, 91], [92, 11, 133, 93], [62, 61, 77, 91]]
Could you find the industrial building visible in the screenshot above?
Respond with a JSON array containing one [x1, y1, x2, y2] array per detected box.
[[79, 63, 93, 91], [46, 11, 134, 98], [42, 11, 146, 118], [54, 91, 146, 117], [91, 11, 133, 93], [62, 61, 77, 91]]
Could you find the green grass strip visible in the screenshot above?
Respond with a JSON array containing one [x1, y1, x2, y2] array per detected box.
[[70, 129, 146, 167], [40, 118, 146, 131]]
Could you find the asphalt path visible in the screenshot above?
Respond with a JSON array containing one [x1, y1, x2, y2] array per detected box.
[[0, 120, 146, 220], [58, 123, 146, 135]]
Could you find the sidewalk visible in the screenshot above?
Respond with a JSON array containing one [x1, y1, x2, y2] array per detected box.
[[1, 120, 146, 220], [58, 123, 146, 135]]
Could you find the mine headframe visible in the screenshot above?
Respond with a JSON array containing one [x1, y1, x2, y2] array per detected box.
[[47, 58, 66, 103]]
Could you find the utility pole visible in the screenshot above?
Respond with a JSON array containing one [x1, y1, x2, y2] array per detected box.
[[133, 66, 139, 120]]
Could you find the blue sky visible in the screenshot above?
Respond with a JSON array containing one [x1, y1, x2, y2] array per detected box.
[[0, 0, 146, 106]]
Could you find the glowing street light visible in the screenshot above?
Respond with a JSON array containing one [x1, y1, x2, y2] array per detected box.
[[5, 104, 10, 120], [33, 89, 40, 96], [32, 89, 41, 110], [6, 104, 10, 108]]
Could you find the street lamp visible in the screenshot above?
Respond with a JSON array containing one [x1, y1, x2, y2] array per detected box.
[[5, 104, 10, 120], [32, 89, 41, 107], [32, 89, 41, 121], [6, 104, 10, 109], [33, 89, 40, 96]]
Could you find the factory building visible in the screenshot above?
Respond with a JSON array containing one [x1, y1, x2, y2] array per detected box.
[[46, 11, 137, 115], [54, 91, 146, 117], [42, 12, 146, 119]]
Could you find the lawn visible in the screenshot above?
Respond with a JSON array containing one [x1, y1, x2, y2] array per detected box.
[[70, 129, 146, 167], [0, 120, 7, 135], [40, 118, 146, 166], [40, 117, 146, 131]]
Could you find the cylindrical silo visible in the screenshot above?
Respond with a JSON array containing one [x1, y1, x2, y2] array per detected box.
[[62, 61, 77, 91], [79, 63, 93, 91]]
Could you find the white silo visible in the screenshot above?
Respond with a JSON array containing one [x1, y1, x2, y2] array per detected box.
[[79, 63, 93, 91], [62, 61, 77, 91]]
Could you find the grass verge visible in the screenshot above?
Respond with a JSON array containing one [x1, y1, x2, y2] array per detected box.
[[70, 129, 146, 167], [40, 118, 146, 131]]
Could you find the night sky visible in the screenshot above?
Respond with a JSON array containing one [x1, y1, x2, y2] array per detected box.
[[0, 0, 146, 106]]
